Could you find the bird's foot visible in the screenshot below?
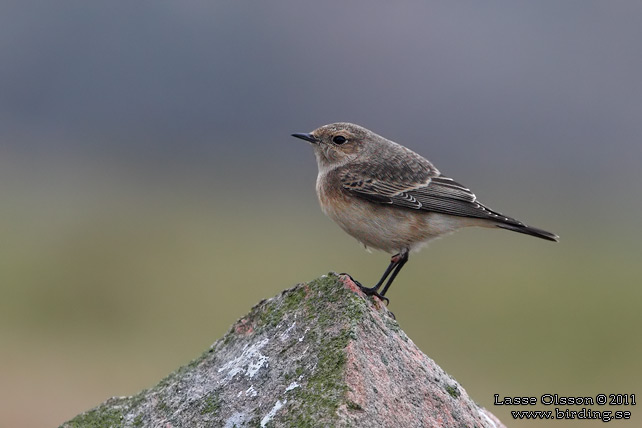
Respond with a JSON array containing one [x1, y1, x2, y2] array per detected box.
[[360, 287, 390, 306], [340, 273, 389, 305], [339, 272, 363, 288]]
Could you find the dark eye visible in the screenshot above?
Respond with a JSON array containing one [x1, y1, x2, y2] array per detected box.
[[332, 135, 347, 145]]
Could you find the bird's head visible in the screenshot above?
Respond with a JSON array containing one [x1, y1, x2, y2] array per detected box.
[[292, 122, 375, 169]]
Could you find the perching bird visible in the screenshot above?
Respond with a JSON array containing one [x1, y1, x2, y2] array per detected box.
[[292, 122, 558, 302]]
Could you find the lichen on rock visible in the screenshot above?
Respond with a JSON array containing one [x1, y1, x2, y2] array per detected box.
[[61, 273, 504, 428]]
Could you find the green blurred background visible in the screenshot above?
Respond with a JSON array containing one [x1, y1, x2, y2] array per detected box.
[[2, 1, 641, 427]]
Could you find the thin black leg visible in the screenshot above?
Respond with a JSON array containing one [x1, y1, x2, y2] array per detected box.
[[380, 251, 409, 296], [354, 260, 397, 303], [344, 249, 410, 304]]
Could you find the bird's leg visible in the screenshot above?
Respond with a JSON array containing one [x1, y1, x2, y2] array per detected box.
[[340, 268, 391, 304], [380, 250, 409, 297], [340, 270, 391, 304], [352, 261, 396, 304], [350, 249, 410, 304]]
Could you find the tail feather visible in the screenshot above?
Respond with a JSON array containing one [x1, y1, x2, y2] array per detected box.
[[496, 223, 559, 242]]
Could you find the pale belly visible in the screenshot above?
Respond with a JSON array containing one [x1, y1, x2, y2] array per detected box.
[[317, 185, 481, 253]]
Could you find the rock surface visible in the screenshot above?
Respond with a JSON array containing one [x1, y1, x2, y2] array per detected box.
[[61, 273, 505, 428]]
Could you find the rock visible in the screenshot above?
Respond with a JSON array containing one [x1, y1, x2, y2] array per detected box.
[[61, 273, 505, 428]]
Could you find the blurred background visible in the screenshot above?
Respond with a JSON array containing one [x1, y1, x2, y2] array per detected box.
[[1, 1, 641, 427]]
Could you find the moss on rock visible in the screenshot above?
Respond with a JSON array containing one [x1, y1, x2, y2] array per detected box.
[[60, 273, 505, 428]]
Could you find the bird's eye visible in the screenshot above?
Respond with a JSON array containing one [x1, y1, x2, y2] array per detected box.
[[332, 135, 347, 145]]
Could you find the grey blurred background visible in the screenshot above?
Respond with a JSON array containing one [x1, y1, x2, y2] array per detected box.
[[1, 1, 641, 427]]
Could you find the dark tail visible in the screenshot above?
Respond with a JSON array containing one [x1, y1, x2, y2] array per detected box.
[[496, 223, 559, 242]]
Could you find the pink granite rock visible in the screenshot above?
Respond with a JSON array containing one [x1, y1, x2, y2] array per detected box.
[[62, 273, 505, 428]]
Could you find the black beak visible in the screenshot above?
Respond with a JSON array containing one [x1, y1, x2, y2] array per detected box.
[[291, 133, 318, 144]]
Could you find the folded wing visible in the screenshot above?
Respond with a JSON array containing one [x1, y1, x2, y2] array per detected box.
[[340, 165, 523, 226]]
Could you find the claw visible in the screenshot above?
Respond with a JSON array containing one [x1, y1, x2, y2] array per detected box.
[[340, 272, 395, 309], [339, 272, 363, 288], [357, 285, 390, 305], [339, 273, 394, 317], [375, 293, 390, 306]]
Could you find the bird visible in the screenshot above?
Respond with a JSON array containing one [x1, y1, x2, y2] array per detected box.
[[292, 122, 558, 303]]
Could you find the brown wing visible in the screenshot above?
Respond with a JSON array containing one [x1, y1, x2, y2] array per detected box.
[[341, 164, 524, 226]]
